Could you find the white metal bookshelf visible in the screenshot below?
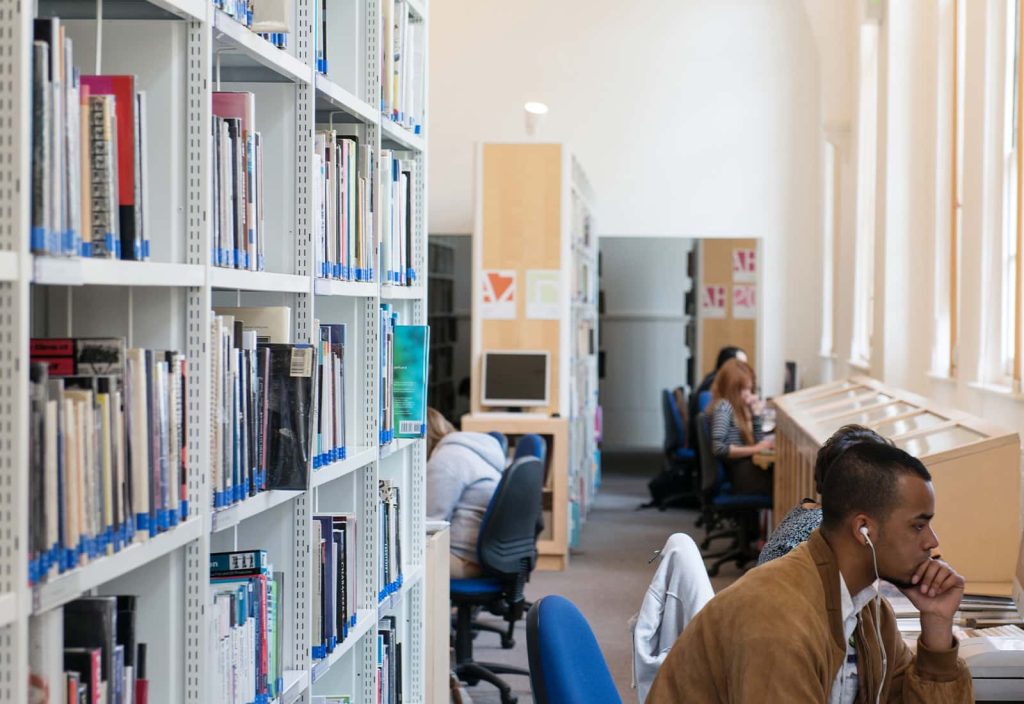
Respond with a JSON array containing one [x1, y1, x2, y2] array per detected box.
[[2, 0, 429, 701]]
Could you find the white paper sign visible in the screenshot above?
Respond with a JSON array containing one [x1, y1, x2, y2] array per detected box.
[[732, 248, 757, 283], [525, 269, 561, 319], [733, 284, 757, 319], [481, 269, 517, 319], [700, 284, 727, 319]]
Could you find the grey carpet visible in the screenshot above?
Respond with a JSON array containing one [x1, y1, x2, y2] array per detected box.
[[460, 451, 745, 703]]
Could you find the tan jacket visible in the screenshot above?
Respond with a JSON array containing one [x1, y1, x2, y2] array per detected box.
[[646, 530, 974, 703]]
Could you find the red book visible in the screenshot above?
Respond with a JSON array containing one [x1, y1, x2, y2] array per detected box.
[[63, 647, 102, 704], [79, 75, 142, 259]]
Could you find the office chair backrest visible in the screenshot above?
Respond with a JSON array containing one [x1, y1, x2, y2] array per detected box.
[[487, 430, 509, 457], [527, 595, 622, 704], [698, 390, 713, 413], [695, 411, 725, 495], [476, 456, 544, 576], [661, 389, 680, 454], [513, 433, 546, 466]]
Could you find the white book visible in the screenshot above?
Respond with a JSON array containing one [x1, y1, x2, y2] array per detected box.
[[214, 306, 292, 345], [29, 608, 64, 700], [126, 349, 151, 539]]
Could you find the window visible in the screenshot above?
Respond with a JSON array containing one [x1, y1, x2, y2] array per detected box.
[[933, 0, 965, 377], [821, 140, 837, 357], [1001, 0, 1020, 383], [852, 23, 879, 365]]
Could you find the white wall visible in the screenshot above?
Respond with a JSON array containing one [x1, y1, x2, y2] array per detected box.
[[430, 0, 825, 396], [599, 238, 689, 450]]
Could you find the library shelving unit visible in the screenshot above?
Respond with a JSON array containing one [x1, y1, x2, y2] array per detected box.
[[2, 0, 429, 701], [463, 142, 599, 568]]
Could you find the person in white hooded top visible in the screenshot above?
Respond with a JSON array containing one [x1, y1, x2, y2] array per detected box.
[[425, 408, 507, 578]]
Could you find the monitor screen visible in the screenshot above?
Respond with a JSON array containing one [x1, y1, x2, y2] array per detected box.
[[482, 351, 549, 407]]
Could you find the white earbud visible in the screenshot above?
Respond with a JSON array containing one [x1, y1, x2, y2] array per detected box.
[[858, 523, 885, 704]]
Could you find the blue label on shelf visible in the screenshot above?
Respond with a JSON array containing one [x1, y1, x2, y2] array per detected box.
[[340, 446, 347, 460], [168, 508, 179, 527], [142, 240, 151, 259], [378, 588, 387, 602], [106, 234, 118, 258], [181, 500, 189, 520], [329, 636, 337, 650], [350, 613, 357, 628], [355, 267, 364, 281], [311, 644, 325, 660], [333, 263, 341, 278], [214, 491, 224, 509], [368, 266, 375, 282], [156, 510, 168, 533], [258, 254, 265, 271], [313, 455, 322, 469], [28, 558, 39, 585], [136, 512, 149, 533], [30, 227, 46, 253], [414, 124, 422, 135]]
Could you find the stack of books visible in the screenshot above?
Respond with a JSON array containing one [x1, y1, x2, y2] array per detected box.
[[313, 131, 377, 282], [210, 550, 285, 704], [212, 92, 266, 272], [29, 595, 149, 704], [210, 308, 315, 509], [32, 18, 150, 260], [312, 514, 360, 659], [29, 338, 188, 585], [381, 0, 425, 133], [315, 323, 348, 469], [378, 151, 414, 286]]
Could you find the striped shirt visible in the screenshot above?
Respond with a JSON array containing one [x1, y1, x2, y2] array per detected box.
[[709, 399, 764, 459]]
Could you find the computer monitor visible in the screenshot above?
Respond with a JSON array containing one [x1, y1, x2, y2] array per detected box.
[[481, 351, 550, 408]]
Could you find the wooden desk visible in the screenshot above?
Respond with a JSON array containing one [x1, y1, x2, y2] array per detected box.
[[773, 377, 1021, 595], [460, 413, 570, 571]]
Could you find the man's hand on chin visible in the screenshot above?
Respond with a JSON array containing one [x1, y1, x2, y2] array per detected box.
[[900, 558, 964, 651]]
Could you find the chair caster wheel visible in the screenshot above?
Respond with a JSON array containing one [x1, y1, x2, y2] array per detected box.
[[501, 636, 515, 649], [500, 693, 518, 704]]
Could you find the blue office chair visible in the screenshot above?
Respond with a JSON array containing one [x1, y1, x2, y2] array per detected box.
[[649, 388, 700, 510], [452, 456, 544, 704], [472, 433, 548, 648], [526, 595, 622, 704], [695, 411, 771, 576], [488, 430, 510, 458], [514, 433, 546, 465]]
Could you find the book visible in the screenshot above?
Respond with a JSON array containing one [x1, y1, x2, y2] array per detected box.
[[212, 306, 291, 344], [392, 325, 428, 438], [80, 75, 144, 260], [260, 344, 314, 490]]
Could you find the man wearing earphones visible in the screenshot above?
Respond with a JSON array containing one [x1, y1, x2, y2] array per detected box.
[[646, 439, 973, 703]]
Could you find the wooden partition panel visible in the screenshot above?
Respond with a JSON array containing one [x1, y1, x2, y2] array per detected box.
[[699, 237, 758, 379], [472, 143, 563, 415]]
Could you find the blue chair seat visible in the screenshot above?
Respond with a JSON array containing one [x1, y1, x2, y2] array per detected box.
[[450, 577, 503, 596]]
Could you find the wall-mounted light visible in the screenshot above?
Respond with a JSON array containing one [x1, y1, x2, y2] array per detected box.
[[524, 101, 549, 137]]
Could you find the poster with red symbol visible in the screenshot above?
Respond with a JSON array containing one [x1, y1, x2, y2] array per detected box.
[[481, 269, 517, 319], [700, 284, 727, 319], [733, 284, 757, 319], [732, 248, 757, 283]]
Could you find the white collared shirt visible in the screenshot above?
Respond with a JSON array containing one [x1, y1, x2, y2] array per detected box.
[[830, 575, 878, 704]]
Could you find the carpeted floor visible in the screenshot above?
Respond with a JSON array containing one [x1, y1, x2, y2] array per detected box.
[[459, 451, 746, 704]]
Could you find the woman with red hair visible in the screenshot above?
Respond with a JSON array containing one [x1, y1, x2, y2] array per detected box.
[[708, 358, 774, 495]]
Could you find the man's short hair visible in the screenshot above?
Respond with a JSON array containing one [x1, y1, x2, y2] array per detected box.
[[813, 425, 891, 494], [820, 442, 932, 532]]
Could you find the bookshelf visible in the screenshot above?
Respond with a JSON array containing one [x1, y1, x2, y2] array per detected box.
[[3, 0, 429, 702], [467, 142, 599, 566]]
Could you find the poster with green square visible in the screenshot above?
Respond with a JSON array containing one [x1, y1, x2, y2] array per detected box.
[[393, 325, 430, 437]]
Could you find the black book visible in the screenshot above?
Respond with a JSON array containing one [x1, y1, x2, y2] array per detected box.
[[258, 344, 314, 490], [64, 596, 117, 698], [115, 595, 137, 671]]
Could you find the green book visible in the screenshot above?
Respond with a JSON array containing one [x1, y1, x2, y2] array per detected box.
[[392, 325, 429, 438]]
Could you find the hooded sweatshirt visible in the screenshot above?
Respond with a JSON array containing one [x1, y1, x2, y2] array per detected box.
[[426, 432, 506, 563]]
